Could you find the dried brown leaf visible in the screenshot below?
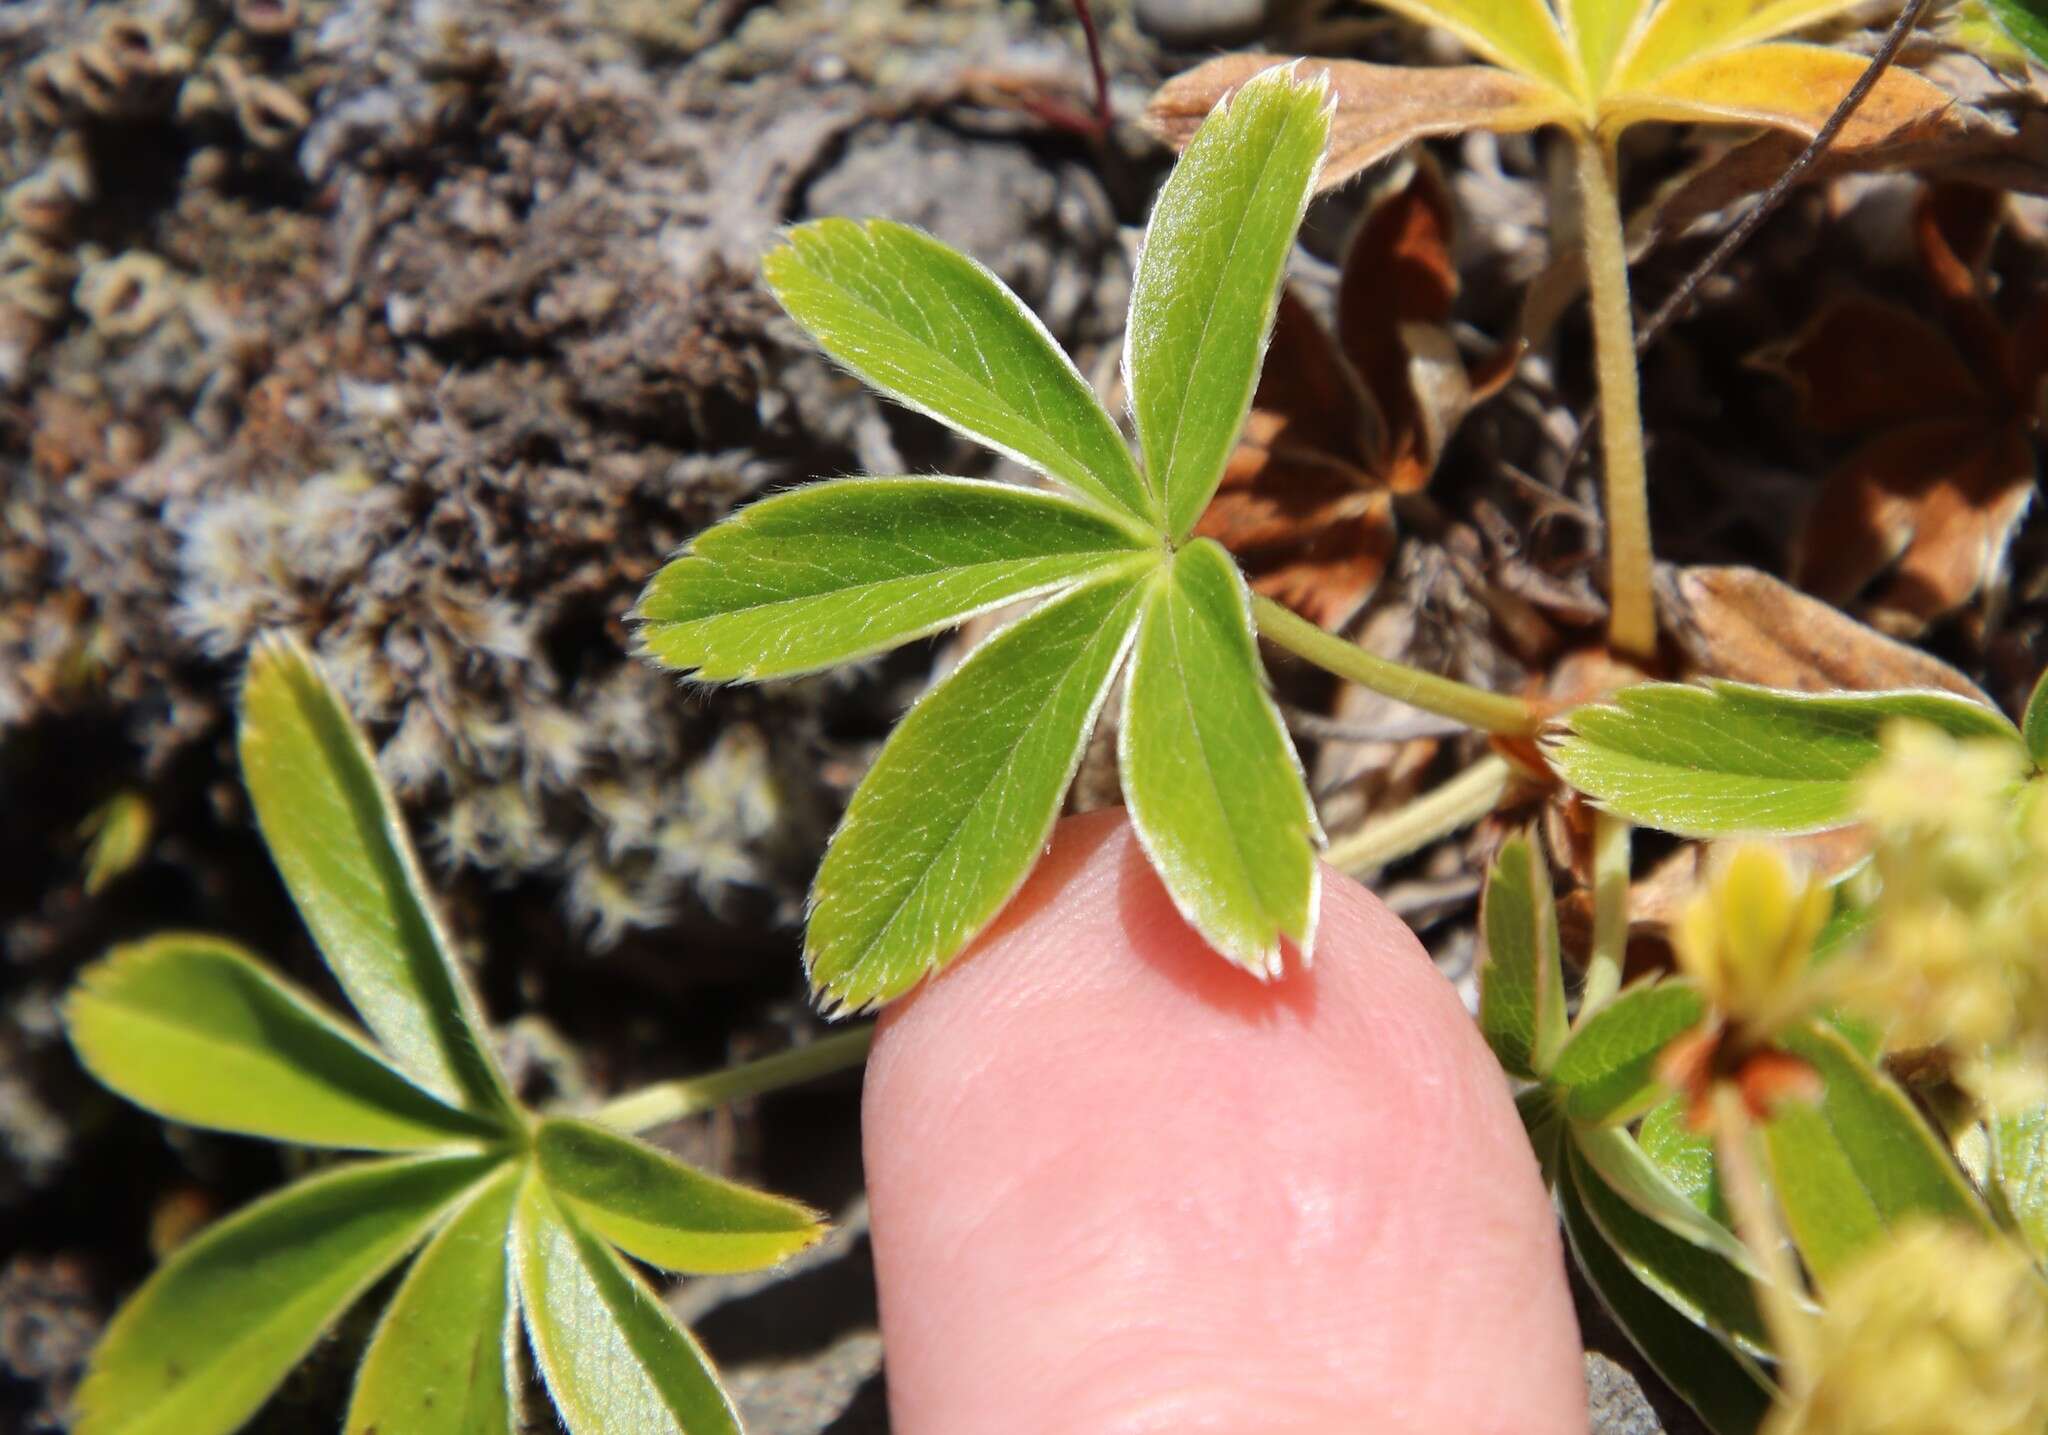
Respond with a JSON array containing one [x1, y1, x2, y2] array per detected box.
[[1144, 55, 1573, 194], [1662, 563, 1994, 699]]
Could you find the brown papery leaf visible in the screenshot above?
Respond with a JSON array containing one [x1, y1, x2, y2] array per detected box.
[[1795, 420, 2036, 634], [1753, 295, 1979, 434], [1144, 55, 1573, 194], [1660, 564, 1992, 700]]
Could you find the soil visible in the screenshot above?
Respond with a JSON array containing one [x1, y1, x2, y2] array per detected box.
[[10, 0, 2040, 1430]]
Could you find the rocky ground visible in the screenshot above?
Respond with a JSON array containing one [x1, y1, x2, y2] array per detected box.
[[13, 0, 2046, 1429]]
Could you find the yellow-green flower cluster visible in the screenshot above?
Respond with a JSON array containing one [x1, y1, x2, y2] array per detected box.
[[1767, 1220, 2048, 1435], [1674, 841, 1831, 1039], [1846, 721, 2048, 1107]]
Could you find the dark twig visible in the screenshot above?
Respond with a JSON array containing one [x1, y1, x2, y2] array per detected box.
[[1634, 0, 1933, 352], [1073, 0, 1114, 135], [1560, 0, 1933, 480]]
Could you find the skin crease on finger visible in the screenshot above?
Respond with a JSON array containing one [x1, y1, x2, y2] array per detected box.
[[862, 809, 1588, 1435]]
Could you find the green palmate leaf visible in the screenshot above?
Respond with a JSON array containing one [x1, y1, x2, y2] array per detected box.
[[76, 1152, 495, 1435], [515, 1179, 741, 1435], [2024, 664, 2048, 769], [1986, 0, 2048, 66], [1519, 1086, 1568, 1187], [1545, 680, 2020, 837], [1639, 1095, 1730, 1226], [346, 1165, 520, 1435], [635, 478, 1151, 682], [536, 1118, 822, 1274], [1573, 1123, 1762, 1281], [1126, 64, 1334, 540], [65, 935, 497, 1151], [1477, 833, 1566, 1080], [1552, 980, 1705, 1125], [1120, 540, 1321, 975], [1566, 1139, 1767, 1347], [1992, 1103, 2048, 1260], [764, 219, 1152, 524], [807, 563, 1153, 1009], [1559, 1159, 1773, 1435], [1762, 1021, 1991, 1287], [239, 634, 515, 1121]]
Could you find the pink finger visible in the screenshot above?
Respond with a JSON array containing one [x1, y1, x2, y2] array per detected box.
[[862, 809, 1585, 1435]]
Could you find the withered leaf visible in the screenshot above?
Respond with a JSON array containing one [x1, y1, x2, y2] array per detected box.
[[1764, 185, 2041, 634], [1658, 564, 1992, 701], [1144, 55, 1574, 195]]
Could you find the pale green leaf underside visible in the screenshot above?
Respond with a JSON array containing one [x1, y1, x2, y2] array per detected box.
[[1993, 1103, 2048, 1260], [1572, 1124, 1762, 1282], [1477, 834, 1565, 1080], [65, 935, 497, 1152], [635, 478, 1152, 682], [75, 1153, 496, 1435], [515, 1180, 741, 1435], [1566, 1138, 1767, 1348], [1762, 1022, 1990, 1287], [1546, 680, 2021, 837], [536, 1118, 822, 1274], [1120, 540, 1320, 976], [346, 1166, 520, 1435], [764, 218, 1152, 523], [1552, 980, 1706, 1126], [1127, 64, 1334, 540], [239, 634, 514, 1119], [807, 563, 1153, 1010], [1638, 1096, 1730, 1224], [1559, 1159, 1773, 1435]]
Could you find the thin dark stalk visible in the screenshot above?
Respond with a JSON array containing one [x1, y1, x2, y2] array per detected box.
[[1634, 0, 1934, 352], [1074, 0, 1114, 135]]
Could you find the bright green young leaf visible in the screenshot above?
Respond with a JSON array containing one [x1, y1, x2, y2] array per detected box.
[[239, 634, 515, 1121], [65, 935, 498, 1152], [1566, 1140, 1767, 1347], [1639, 1096, 1730, 1225], [807, 564, 1152, 1009], [1762, 1022, 1991, 1286], [75, 1152, 495, 1435], [635, 478, 1150, 683], [1559, 1160, 1773, 1435], [2024, 665, 2048, 769], [1127, 65, 1334, 540], [346, 1165, 520, 1435], [1573, 1123, 1762, 1281], [763, 219, 1152, 523], [1546, 680, 2021, 837], [1120, 540, 1321, 976], [515, 1179, 741, 1435], [1477, 833, 1566, 1080], [1552, 980, 1705, 1125], [1986, 0, 2048, 64], [536, 1117, 822, 1274], [1992, 1103, 2048, 1260]]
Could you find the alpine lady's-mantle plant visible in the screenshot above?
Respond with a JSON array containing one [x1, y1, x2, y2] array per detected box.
[[63, 633, 827, 1435], [639, 66, 1346, 1008]]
